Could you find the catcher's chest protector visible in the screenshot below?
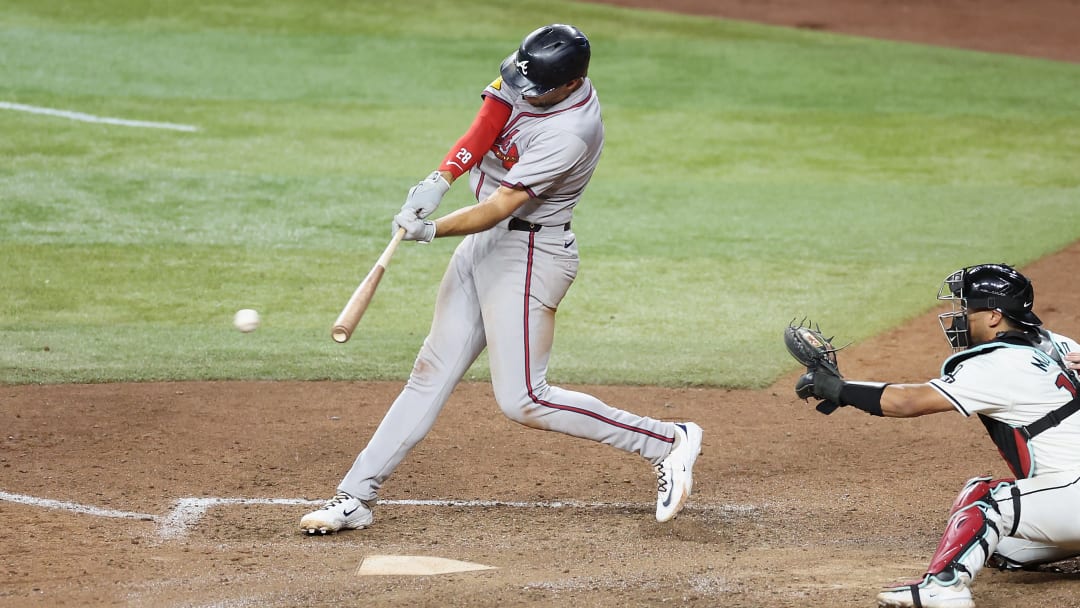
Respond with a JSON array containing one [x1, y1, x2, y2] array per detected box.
[[946, 336, 1080, 478]]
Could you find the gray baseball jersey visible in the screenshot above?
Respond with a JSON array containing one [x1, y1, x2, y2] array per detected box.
[[469, 76, 603, 227], [337, 74, 678, 503]]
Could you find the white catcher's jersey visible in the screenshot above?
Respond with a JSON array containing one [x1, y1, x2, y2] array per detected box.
[[929, 331, 1080, 476], [469, 76, 604, 227]]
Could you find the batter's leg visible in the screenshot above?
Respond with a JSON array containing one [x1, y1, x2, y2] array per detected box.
[[478, 230, 678, 464], [337, 240, 488, 501], [477, 230, 702, 522]]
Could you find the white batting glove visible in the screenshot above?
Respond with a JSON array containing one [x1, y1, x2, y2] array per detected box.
[[393, 210, 436, 243], [401, 171, 450, 219]]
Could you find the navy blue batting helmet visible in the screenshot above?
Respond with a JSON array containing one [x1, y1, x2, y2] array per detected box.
[[499, 24, 591, 97]]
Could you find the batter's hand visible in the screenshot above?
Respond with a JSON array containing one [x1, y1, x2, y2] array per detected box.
[[1066, 352, 1080, 371], [393, 211, 436, 243], [401, 171, 451, 219]]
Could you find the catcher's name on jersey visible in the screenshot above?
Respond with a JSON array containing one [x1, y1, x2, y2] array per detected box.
[[929, 330, 1080, 476]]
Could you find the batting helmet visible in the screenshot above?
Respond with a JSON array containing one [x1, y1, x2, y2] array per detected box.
[[499, 24, 590, 97], [937, 263, 1041, 350]]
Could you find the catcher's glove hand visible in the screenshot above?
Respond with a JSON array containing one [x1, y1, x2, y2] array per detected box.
[[784, 319, 844, 414]]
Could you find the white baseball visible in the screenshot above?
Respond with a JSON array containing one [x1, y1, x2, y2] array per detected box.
[[233, 309, 260, 333]]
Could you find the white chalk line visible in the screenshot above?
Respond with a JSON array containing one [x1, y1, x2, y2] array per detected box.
[[0, 491, 764, 539], [0, 101, 199, 132], [0, 490, 157, 520]]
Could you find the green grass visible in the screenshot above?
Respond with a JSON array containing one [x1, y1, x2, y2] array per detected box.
[[3, 0, 1079, 386]]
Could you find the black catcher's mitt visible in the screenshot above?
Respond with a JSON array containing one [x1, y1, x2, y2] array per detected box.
[[784, 319, 844, 414], [784, 319, 840, 371]]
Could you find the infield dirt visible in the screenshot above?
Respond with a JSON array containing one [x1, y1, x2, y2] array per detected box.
[[3, 2, 1080, 606]]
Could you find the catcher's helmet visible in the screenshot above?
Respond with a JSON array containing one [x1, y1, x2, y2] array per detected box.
[[937, 263, 1041, 351], [499, 24, 590, 97]]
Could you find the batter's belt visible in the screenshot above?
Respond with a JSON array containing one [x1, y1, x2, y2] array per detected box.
[[508, 217, 571, 232]]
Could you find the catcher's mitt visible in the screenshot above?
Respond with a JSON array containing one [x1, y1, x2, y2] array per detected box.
[[784, 319, 844, 414], [783, 319, 840, 374]]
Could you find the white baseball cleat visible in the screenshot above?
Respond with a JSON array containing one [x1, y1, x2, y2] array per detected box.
[[876, 577, 974, 608], [300, 491, 374, 535], [655, 422, 703, 523]]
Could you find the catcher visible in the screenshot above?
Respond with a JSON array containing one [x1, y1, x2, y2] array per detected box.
[[786, 263, 1080, 608]]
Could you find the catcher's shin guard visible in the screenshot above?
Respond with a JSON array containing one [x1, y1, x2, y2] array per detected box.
[[922, 477, 1006, 585]]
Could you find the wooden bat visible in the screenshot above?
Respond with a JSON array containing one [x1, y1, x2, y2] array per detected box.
[[331, 227, 406, 343]]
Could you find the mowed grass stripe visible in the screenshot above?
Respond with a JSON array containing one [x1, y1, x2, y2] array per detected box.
[[2, 0, 1079, 386]]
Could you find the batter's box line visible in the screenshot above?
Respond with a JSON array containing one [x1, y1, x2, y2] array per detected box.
[[0, 490, 765, 539]]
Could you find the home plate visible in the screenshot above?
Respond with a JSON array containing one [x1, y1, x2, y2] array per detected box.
[[355, 555, 497, 576]]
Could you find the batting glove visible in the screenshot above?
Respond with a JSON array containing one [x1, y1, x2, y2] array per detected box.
[[393, 211, 436, 243], [401, 171, 450, 219]]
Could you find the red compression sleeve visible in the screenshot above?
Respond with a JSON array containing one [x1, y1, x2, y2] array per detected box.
[[438, 95, 512, 179]]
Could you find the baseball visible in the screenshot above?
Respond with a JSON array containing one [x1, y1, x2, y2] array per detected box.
[[233, 308, 260, 333]]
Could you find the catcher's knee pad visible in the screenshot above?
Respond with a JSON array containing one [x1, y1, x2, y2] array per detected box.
[[925, 481, 1006, 581], [949, 476, 1013, 517]]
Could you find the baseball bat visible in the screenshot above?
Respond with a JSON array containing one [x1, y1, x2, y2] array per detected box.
[[331, 227, 406, 343]]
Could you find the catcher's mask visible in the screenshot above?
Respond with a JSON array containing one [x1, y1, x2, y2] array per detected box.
[[499, 24, 590, 97], [937, 263, 1042, 352]]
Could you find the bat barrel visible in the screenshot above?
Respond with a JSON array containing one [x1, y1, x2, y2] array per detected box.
[[330, 227, 406, 344], [329, 264, 385, 343]]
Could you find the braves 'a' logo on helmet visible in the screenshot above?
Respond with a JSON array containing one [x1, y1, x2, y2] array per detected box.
[[515, 59, 530, 75]]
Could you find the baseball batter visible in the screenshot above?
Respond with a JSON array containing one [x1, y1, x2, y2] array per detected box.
[[301, 24, 703, 534], [795, 263, 1080, 608]]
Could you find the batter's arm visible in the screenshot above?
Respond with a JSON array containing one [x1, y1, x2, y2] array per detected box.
[[879, 383, 958, 418], [432, 186, 531, 238], [438, 96, 512, 180]]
